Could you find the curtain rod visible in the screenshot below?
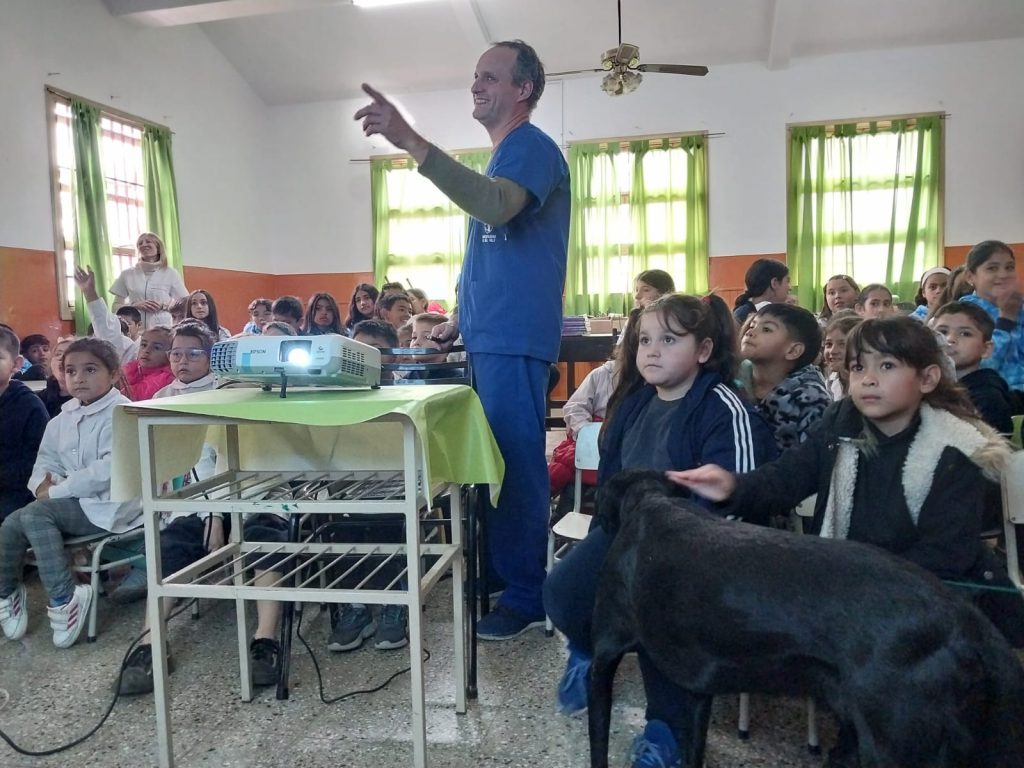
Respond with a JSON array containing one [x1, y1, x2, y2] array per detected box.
[[786, 111, 947, 129], [44, 85, 174, 134], [347, 131, 723, 163]]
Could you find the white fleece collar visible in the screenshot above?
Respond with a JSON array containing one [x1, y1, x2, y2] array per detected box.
[[820, 404, 1008, 540]]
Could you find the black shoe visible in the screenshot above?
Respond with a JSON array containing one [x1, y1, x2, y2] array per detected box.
[[118, 643, 174, 696], [249, 637, 280, 687]]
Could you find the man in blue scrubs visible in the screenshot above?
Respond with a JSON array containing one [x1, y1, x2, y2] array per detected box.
[[356, 40, 569, 639]]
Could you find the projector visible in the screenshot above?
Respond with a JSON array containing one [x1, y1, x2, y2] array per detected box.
[[210, 335, 381, 391]]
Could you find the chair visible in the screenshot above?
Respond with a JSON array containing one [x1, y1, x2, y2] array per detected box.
[[1002, 450, 1024, 591], [739, 493, 819, 754], [545, 421, 602, 636], [26, 527, 146, 643]]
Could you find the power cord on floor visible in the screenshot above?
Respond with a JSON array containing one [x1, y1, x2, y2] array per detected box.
[[0, 597, 197, 757], [293, 606, 430, 705]]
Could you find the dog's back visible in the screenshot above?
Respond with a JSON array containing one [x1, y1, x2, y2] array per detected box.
[[594, 470, 1024, 767]]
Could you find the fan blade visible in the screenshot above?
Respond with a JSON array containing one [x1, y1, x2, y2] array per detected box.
[[548, 68, 605, 77], [636, 63, 709, 77]]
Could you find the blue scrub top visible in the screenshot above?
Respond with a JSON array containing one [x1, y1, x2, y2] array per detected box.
[[458, 123, 570, 363]]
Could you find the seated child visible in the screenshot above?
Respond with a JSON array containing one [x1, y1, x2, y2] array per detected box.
[[739, 304, 831, 450], [909, 267, 950, 321], [76, 265, 139, 366], [330, 318, 410, 652], [0, 327, 48, 521], [376, 293, 413, 331], [16, 334, 51, 381], [304, 293, 344, 335], [271, 295, 304, 334], [116, 321, 287, 693], [0, 338, 141, 648], [116, 305, 143, 341], [931, 301, 1014, 435], [854, 283, 895, 319], [263, 321, 297, 337], [123, 327, 174, 401], [822, 311, 862, 400], [242, 298, 272, 335], [351, 319, 398, 381], [36, 336, 75, 419], [406, 313, 463, 380], [168, 297, 188, 326], [185, 289, 231, 341]]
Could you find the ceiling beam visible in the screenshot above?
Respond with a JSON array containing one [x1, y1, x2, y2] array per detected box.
[[765, 0, 800, 71], [102, 0, 341, 27], [449, 0, 491, 47]]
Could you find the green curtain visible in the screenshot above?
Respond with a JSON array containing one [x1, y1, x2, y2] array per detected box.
[[788, 117, 942, 311], [371, 151, 491, 307], [70, 99, 113, 334], [142, 125, 183, 272], [565, 136, 708, 315]]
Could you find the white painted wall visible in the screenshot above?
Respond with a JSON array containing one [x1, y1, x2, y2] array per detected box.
[[3, 2, 1023, 278], [267, 35, 1024, 273], [0, 0, 272, 272]]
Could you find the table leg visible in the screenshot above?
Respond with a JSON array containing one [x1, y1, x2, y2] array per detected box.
[[276, 513, 303, 700]]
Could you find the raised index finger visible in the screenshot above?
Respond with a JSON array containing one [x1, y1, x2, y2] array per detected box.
[[361, 83, 389, 105]]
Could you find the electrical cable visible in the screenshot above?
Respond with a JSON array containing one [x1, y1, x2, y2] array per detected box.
[[294, 606, 429, 705], [0, 597, 198, 757]]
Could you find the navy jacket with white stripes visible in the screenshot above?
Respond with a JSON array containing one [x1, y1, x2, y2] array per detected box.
[[597, 369, 779, 521]]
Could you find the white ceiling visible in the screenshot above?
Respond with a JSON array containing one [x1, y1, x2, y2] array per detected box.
[[103, 0, 1024, 105]]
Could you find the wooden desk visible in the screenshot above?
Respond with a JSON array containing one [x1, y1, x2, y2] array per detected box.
[[549, 334, 618, 426]]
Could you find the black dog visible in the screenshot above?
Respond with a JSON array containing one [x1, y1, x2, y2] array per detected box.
[[588, 469, 1024, 768]]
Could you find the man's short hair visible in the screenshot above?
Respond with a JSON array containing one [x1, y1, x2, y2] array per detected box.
[[20, 334, 50, 356], [931, 301, 996, 342], [115, 305, 143, 324], [352, 319, 399, 348], [0, 326, 20, 359], [271, 295, 304, 323], [756, 304, 822, 370], [494, 40, 545, 111]]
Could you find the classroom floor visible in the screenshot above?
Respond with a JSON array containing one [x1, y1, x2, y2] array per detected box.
[[0, 429, 834, 767]]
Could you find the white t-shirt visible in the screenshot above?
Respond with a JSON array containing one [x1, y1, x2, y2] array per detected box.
[[109, 263, 188, 329]]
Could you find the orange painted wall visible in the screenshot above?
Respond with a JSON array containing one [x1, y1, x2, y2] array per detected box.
[[0, 246, 73, 341], [4, 244, 1022, 348]]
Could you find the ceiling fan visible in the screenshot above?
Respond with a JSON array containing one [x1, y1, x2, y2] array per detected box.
[[549, 0, 709, 95]]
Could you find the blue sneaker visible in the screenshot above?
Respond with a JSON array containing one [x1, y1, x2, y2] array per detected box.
[[630, 720, 681, 768], [556, 647, 591, 716], [476, 606, 545, 641]]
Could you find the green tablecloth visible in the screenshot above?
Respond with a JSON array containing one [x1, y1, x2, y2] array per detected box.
[[111, 385, 504, 504]]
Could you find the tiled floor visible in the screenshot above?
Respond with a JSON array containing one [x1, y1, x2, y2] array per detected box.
[[0, 577, 831, 768], [0, 429, 833, 767]]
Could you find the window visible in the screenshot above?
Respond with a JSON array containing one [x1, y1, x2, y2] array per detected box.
[[787, 115, 943, 310], [371, 150, 491, 309], [564, 135, 709, 315], [47, 90, 149, 319]]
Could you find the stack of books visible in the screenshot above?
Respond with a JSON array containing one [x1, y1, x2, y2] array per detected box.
[[561, 316, 588, 336]]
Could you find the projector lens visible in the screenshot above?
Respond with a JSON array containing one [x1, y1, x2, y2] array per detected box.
[[280, 339, 313, 365]]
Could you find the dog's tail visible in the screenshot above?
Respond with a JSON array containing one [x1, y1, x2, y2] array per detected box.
[[973, 635, 1024, 768]]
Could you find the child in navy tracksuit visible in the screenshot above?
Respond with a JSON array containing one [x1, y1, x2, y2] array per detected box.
[[543, 294, 777, 768]]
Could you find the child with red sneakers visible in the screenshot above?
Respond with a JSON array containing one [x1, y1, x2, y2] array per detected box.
[[0, 338, 140, 648]]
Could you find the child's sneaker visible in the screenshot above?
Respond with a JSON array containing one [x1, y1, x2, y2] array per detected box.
[[118, 643, 175, 696], [110, 566, 148, 604], [629, 719, 682, 768], [328, 603, 376, 652], [374, 604, 408, 650], [249, 637, 281, 686], [0, 584, 28, 641], [46, 584, 92, 648]]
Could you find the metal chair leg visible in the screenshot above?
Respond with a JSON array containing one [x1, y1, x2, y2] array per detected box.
[[276, 514, 303, 700]]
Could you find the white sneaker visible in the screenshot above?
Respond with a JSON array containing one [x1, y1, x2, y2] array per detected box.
[[0, 584, 28, 640], [47, 584, 92, 648]]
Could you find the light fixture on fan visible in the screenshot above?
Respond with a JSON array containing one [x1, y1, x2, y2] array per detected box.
[[602, 70, 642, 96]]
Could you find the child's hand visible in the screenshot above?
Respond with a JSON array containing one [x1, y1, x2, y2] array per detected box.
[[995, 288, 1023, 320], [665, 465, 736, 502], [204, 517, 226, 552], [35, 472, 58, 500], [73, 266, 100, 301]]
